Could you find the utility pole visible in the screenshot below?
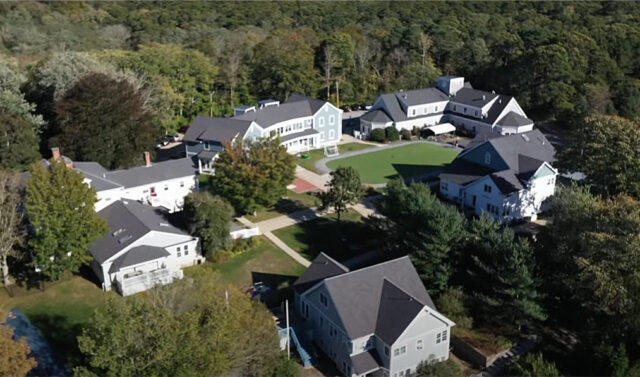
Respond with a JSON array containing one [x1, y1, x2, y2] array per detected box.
[[285, 300, 291, 360], [336, 80, 340, 108]]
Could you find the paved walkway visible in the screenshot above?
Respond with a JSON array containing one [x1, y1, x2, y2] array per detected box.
[[314, 140, 462, 174], [296, 166, 330, 192]]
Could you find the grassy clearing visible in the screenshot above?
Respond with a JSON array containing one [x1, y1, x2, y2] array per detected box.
[[272, 210, 373, 262], [326, 143, 459, 184], [246, 190, 320, 223], [296, 142, 374, 173]]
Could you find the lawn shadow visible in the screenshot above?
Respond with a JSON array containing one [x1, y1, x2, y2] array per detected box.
[[27, 313, 87, 370], [250, 272, 300, 308], [7, 253, 44, 291], [385, 163, 444, 182]]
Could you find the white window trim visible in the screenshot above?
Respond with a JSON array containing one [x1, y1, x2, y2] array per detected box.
[[319, 117, 325, 127]]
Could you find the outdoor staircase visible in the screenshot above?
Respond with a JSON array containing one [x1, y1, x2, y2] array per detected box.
[[483, 338, 537, 376], [279, 326, 317, 367]]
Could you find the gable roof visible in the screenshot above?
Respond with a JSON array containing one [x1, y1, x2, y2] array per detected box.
[[317, 256, 435, 340], [497, 111, 534, 128], [440, 158, 496, 186], [450, 88, 498, 108], [485, 130, 554, 172], [108, 245, 170, 273], [396, 88, 449, 107], [284, 93, 327, 114], [360, 109, 392, 123], [351, 350, 382, 375], [293, 252, 349, 294], [184, 116, 253, 143], [375, 279, 426, 345], [90, 200, 188, 264], [234, 100, 314, 127]]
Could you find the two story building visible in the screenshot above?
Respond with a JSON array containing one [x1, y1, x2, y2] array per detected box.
[[293, 253, 454, 377], [90, 199, 203, 296], [439, 130, 557, 222], [184, 94, 342, 169], [360, 76, 533, 138]]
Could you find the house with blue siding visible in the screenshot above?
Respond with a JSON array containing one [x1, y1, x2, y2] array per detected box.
[[183, 94, 342, 173], [439, 130, 557, 222]]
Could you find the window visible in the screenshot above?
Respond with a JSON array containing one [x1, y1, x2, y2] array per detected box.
[[548, 177, 555, 185], [453, 105, 457, 111], [204, 141, 210, 150], [177, 251, 181, 257], [329, 115, 335, 125], [484, 152, 491, 164], [185, 248, 189, 256], [412, 109, 416, 116], [424, 107, 427, 114], [464, 107, 467, 113], [320, 293, 328, 307], [384, 346, 390, 356], [164, 185, 168, 191], [319, 117, 325, 127], [486, 203, 500, 215], [435, 106, 438, 112], [484, 184, 492, 193], [406, 369, 411, 376], [329, 130, 335, 139], [475, 110, 479, 116], [400, 346, 406, 354], [417, 339, 423, 350], [319, 133, 324, 141], [436, 332, 442, 344], [441, 182, 448, 191], [442, 330, 448, 341], [394, 348, 400, 357], [177, 246, 181, 252], [180, 181, 184, 188], [399, 371, 405, 377]]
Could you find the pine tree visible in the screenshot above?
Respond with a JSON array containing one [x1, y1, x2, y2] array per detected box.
[[25, 160, 108, 281]]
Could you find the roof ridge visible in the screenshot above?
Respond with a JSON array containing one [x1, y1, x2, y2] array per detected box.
[[380, 277, 427, 306], [324, 255, 412, 283], [317, 252, 350, 272]]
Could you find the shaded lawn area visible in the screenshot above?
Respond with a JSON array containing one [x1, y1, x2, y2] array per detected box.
[[0, 276, 118, 369], [297, 142, 374, 173], [326, 143, 459, 184], [186, 236, 306, 288], [246, 190, 320, 223], [272, 210, 374, 262]]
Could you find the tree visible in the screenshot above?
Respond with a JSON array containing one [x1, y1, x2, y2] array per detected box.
[[0, 325, 36, 377], [557, 115, 640, 198], [53, 73, 160, 169], [77, 275, 285, 377], [319, 167, 364, 221], [211, 137, 296, 214], [436, 287, 473, 331], [374, 180, 466, 294], [0, 90, 43, 170], [461, 214, 545, 329], [0, 172, 24, 287], [183, 192, 234, 257], [510, 353, 562, 377], [25, 160, 108, 281], [414, 358, 461, 377]]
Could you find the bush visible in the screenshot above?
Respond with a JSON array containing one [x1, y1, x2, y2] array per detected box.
[[436, 287, 473, 331], [400, 129, 412, 140], [370, 128, 386, 142], [415, 359, 461, 377], [385, 126, 400, 141]]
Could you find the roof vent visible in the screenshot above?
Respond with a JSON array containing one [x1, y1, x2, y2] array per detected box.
[[498, 99, 502, 104], [118, 235, 133, 244], [492, 90, 496, 94], [112, 228, 125, 237], [159, 222, 169, 227], [482, 94, 486, 100], [521, 134, 530, 142]]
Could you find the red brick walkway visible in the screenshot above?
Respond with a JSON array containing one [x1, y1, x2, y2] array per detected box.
[[291, 178, 319, 193]]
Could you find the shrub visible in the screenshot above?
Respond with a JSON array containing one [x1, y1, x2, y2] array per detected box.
[[436, 287, 473, 331], [400, 129, 412, 140], [385, 126, 400, 141], [370, 128, 386, 142]]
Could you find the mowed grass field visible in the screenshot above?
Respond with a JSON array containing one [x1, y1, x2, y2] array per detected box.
[[326, 143, 459, 184], [296, 142, 374, 173]]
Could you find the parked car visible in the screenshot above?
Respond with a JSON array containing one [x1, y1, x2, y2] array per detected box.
[[169, 134, 180, 142], [342, 106, 352, 112]]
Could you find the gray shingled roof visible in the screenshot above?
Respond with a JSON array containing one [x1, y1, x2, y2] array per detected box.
[[360, 109, 392, 123], [184, 116, 253, 143], [321, 256, 434, 340], [108, 245, 170, 273], [280, 128, 319, 143], [91, 200, 187, 264], [234, 100, 314, 127], [284, 93, 327, 114], [375, 279, 426, 345], [293, 252, 349, 294], [104, 157, 197, 189], [395, 88, 449, 107], [451, 88, 498, 108], [351, 350, 382, 375], [197, 150, 218, 161], [497, 111, 534, 128], [440, 158, 495, 186], [486, 130, 554, 172]]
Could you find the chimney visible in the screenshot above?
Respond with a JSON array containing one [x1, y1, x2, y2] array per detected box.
[[482, 94, 486, 100], [51, 147, 61, 160], [144, 151, 151, 167]]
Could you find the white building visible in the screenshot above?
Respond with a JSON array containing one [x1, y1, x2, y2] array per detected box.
[[293, 253, 454, 377], [90, 199, 203, 296], [73, 152, 199, 212], [184, 94, 342, 169], [439, 130, 557, 222], [360, 76, 534, 138]]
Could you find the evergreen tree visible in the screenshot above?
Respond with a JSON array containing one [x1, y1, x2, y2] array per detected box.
[[319, 166, 364, 221], [183, 192, 234, 256], [0, 113, 41, 171], [510, 353, 562, 377], [462, 214, 545, 329], [25, 160, 108, 281]]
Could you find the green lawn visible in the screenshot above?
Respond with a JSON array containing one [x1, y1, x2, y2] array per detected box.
[[186, 236, 306, 288], [297, 142, 374, 173], [326, 143, 459, 184], [246, 190, 320, 222], [272, 210, 374, 262]]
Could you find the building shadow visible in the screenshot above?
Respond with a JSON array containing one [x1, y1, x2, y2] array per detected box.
[[250, 272, 300, 309], [154, 142, 186, 162], [385, 163, 443, 182]]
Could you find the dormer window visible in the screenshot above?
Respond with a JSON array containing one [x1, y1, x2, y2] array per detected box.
[[484, 152, 491, 165]]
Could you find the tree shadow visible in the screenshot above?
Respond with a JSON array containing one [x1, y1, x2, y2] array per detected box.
[[154, 143, 186, 162], [7, 253, 43, 291], [385, 163, 444, 182], [27, 313, 86, 371], [250, 272, 300, 308]]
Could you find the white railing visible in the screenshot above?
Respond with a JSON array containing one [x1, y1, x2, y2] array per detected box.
[[118, 268, 173, 296]]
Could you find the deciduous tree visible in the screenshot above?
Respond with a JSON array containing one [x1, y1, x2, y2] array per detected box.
[[212, 137, 296, 214], [0, 171, 23, 287], [25, 160, 108, 281], [183, 192, 234, 256], [0, 325, 36, 377], [319, 166, 364, 221]]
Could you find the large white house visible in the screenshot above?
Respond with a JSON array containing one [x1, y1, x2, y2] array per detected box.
[[439, 130, 557, 222], [71, 151, 199, 212], [293, 253, 454, 377], [90, 199, 203, 296], [184, 94, 342, 173], [360, 76, 533, 137]]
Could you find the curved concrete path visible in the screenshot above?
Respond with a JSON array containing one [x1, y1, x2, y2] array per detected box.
[[314, 140, 462, 174]]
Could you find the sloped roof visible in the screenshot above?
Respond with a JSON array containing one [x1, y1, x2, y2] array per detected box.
[[104, 157, 197, 189], [486, 130, 555, 173], [489, 170, 524, 194], [280, 128, 319, 143], [321, 256, 434, 340], [360, 109, 392, 123], [284, 93, 327, 114], [450, 88, 498, 108], [293, 252, 349, 294], [440, 158, 496, 186], [395, 88, 449, 107], [184, 116, 253, 143], [108, 245, 170, 273], [234, 100, 314, 127], [351, 350, 382, 375], [497, 111, 534, 128], [375, 279, 426, 345], [91, 200, 187, 264]]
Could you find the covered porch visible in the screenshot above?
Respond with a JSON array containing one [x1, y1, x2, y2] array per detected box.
[[108, 245, 182, 296], [281, 129, 320, 154], [197, 150, 219, 175]]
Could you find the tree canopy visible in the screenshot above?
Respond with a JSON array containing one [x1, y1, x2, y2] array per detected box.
[[0, 325, 36, 377], [319, 166, 364, 221], [182, 192, 234, 257]]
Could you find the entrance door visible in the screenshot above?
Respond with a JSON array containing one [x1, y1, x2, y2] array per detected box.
[[472, 195, 476, 206]]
